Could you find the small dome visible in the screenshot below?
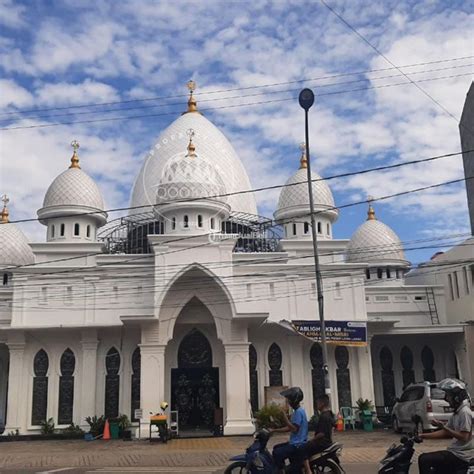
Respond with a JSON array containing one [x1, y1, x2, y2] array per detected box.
[[43, 168, 104, 210], [346, 205, 408, 265], [0, 198, 34, 267], [156, 135, 227, 205], [274, 147, 337, 222]]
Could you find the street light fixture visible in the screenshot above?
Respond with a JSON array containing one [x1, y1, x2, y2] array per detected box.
[[298, 88, 331, 397]]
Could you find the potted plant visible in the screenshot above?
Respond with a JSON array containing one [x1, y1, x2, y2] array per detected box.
[[355, 398, 375, 428], [63, 423, 85, 439], [40, 418, 55, 436], [116, 414, 132, 440], [85, 415, 105, 438], [254, 404, 286, 430]]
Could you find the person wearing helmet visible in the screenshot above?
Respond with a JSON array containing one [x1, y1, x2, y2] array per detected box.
[[269, 387, 308, 473], [418, 379, 474, 473]]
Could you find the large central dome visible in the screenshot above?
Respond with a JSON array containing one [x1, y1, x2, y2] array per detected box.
[[130, 110, 257, 216]]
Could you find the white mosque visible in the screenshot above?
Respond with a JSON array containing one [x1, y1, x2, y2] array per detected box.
[[0, 83, 472, 436]]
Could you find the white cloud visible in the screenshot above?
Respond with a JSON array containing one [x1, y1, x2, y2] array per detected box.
[[0, 0, 26, 28], [0, 79, 34, 109]]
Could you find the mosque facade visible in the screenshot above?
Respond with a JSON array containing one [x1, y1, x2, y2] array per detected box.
[[0, 84, 472, 436]]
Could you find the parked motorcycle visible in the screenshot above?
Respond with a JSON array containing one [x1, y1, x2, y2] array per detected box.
[[379, 415, 473, 473], [224, 429, 344, 473]]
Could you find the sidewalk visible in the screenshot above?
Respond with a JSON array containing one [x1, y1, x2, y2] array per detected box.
[[0, 430, 447, 472]]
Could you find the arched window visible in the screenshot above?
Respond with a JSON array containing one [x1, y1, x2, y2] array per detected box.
[[183, 215, 189, 228], [58, 348, 75, 425], [197, 215, 203, 228], [380, 347, 396, 407], [310, 343, 324, 412], [60, 223, 65, 236], [3, 273, 8, 286], [131, 347, 141, 421], [366, 269, 371, 280], [335, 346, 352, 409], [210, 217, 215, 229], [172, 217, 176, 230], [105, 347, 121, 419], [386, 268, 391, 278], [400, 346, 415, 388], [327, 223, 330, 235], [292, 223, 297, 236], [421, 346, 436, 382], [304, 222, 309, 234], [268, 343, 283, 386], [32, 349, 49, 425], [377, 268, 383, 279], [74, 223, 80, 236], [249, 344, 259, 413], [86, 225, 91, 238], [51, 225, 55, 238], [317, 222, 322, 234]]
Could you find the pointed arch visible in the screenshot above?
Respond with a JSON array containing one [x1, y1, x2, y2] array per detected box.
[[178, 328, 212, 368], [421, 346, 436, 382], [268, 343, 283, 386], [32, 349, 49, 425], [400, 346, 415, 388], [157, 263, 236, 344], [335, 346, 352, 409], [380, 346, 396, 407], [310, 343, 325, 412], [58, 348, 75, 424], [249, 344, 259, 413], [105, 347, 121, 419]]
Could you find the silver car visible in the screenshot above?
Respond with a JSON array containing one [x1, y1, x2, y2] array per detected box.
[[391, 382, 452, 432]]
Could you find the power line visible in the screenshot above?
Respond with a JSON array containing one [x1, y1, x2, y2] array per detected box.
[[1, 55, 472, 118], [320, 0, 474, 137], [4, 148, 469, 225], [2, 63, 471, 123], [2, 71, 471, 131]]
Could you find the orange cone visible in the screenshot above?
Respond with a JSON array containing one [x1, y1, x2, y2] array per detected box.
[[103, 419, 111, 440], [336, 413, 344, 432]]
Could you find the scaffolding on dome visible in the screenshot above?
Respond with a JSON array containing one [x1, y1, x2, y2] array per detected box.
[[97, 211, 282, 254]]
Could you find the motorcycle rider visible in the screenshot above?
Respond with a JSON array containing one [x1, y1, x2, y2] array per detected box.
[[300, 394, 335, 474], [269, 387, 308, 473], [418, 378, 473, 473]]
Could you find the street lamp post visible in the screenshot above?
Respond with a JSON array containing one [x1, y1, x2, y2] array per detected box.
[[298, 88, 331, 397]]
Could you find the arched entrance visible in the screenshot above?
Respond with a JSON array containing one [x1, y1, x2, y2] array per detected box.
[[171, 328, 219, 430], [380, 346, 396, 407]]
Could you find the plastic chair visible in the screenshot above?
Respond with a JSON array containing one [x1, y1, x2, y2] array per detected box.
[[340, 406, 356, 430]]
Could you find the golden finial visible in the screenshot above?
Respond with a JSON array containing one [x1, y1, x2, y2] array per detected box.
[[185, 79, 199, 113], [69, 140, 81, 169], [367, 195, 376, 220], [299, 142, 308, 169], [186, 128, 196, 157], [1, 194, 10, 223]]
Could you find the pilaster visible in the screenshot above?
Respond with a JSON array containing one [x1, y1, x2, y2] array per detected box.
[[79, 330, 98, 428], [223, 343, 254, 435]]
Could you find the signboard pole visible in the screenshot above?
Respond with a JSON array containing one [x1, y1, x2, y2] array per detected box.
[[134, 409, 143, 440], [299, 89, 331, 398]]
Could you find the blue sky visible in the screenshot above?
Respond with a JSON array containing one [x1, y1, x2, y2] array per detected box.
[[0, 0, 472, 264]]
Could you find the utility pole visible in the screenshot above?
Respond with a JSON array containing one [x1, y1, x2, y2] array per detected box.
[[298, 88, 331, 397]]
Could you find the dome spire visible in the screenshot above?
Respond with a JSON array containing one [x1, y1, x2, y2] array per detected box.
[[69, 140, 81, 169], [299, 142, 308, 169], [185, 79, 199, 113], [186, 128, 197, 157], [1, 194, 9, 223], [367, 195, 376, 220]]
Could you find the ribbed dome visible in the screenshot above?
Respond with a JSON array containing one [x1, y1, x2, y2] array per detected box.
[[346, 212, 408, 264], [130, 112, 257, 216], [274, 167, 338, 222], [0, 223, 35, 267], [42, 167, 105, 210], [156, 151, 227, 204]]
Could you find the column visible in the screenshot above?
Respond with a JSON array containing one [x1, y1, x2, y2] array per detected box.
[[4, 338, 27, 433], [357, 341, 375, 404], [138, 343, 166, 438], [79, 330, 98, 429], [224, 343, 254, 435]]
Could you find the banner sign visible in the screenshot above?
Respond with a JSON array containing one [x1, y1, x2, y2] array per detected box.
[[291, 320, 367, 346]]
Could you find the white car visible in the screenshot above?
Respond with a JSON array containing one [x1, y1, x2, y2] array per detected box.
[[391, 382, 453, 433]]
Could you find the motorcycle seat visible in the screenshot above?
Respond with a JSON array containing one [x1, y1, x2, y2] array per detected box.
[[308, 442, 343, 462]]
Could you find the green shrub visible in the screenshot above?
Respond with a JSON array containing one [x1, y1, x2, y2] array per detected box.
[[63, 423, 85, 436], [254, 404, 286, 429], [40, 418, 55, 435], [355, 398, 374, 412], [85, 415, 106, 437]]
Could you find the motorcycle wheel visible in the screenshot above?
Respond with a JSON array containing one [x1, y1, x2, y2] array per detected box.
[[311, 458, 344, 473], [224, 461, 248, 473]]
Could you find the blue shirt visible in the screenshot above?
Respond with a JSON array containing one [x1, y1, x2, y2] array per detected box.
[[289, 406, 308, 446]]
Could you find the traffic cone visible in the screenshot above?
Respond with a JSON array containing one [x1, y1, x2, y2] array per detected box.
[[103, 419, 111, 440], [336, 412, 344, 432]]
